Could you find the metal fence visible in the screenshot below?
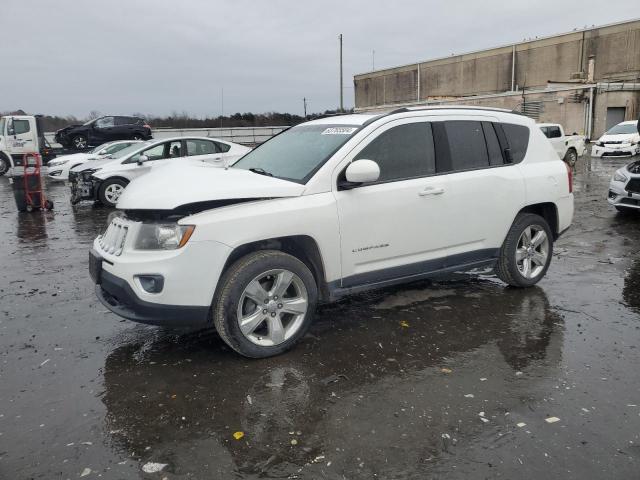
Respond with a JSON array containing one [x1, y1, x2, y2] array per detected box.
[[44, 125, 288, 148]]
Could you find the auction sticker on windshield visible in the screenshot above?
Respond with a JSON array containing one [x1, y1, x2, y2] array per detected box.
[[322, 127, 358, 135]]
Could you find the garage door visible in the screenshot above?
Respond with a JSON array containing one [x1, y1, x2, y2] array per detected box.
[[606, 107, 626, 131]]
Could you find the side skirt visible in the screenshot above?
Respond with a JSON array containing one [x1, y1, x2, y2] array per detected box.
[[327, 249, 498, 301]]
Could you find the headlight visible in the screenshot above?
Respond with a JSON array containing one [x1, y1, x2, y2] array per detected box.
[[81, 168, 101, 181], [135, 223, 195, 250], [613, 171, 628, 183], [595, 141, 604, 146]]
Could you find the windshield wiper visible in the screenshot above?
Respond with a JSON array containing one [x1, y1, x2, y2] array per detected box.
[[248, 167, 273, 177]]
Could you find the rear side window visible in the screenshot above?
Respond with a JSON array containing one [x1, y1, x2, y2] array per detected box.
[[441, 121, 489, 172], [215, 142, 231, 153], [186, 139, 218, 156], [355, 122, 435, 182], [502, 123, 530, 163], [115, 117, 129, 126], [482, 122, 504, 166]]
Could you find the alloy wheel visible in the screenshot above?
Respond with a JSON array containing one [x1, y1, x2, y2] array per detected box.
[[104, 183, 124, 204], [74, 137, 87, 149], [237, 269, 308, 346], [515, 225, 549, 279]]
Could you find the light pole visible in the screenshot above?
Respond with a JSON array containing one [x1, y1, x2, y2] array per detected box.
[[303, 97, 307, 118], [339, 34, 344, 112]]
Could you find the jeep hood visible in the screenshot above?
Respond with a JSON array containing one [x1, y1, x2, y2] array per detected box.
[[117, 163, 305, 210]]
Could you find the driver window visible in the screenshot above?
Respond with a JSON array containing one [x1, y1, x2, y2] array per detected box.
[[131, 141, 183, 162], [95, 117, 114, 128]]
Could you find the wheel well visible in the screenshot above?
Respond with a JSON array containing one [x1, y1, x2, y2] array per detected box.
[[102, 176, 130, 185], [519, 203, 559, 239], [221, 236, 330, 301]]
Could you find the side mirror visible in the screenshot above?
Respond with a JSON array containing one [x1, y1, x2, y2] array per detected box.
[[342, 159, 380, 188], [137, 154, 149, 165]]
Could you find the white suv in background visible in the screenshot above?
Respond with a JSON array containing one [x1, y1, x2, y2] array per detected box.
[[592, 120, 640, 158], [89, 107, 574, 358]]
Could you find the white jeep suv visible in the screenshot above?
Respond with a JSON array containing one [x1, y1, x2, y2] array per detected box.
[[89, 107, 574, 358]]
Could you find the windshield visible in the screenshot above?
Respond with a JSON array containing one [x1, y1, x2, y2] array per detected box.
[[108, 140, 152, 160], [606, 123, 637, 135], [82, 118, 97, 126], [90, 142, 111, 153], [232, 124, 359, 183]]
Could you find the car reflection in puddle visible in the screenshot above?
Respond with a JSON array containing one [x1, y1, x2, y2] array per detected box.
[[100, 279, 563, 478]]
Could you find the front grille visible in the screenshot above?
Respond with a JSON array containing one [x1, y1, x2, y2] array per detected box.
[[604, 141, 623, 145], [98, 218, 130, 256], [603, 151, 631, 157], [625, 178, 640, 194], [620, 197, 640, 206]]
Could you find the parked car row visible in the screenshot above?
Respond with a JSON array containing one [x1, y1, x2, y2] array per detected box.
[[47, 140, 141, 181], [69, 136, 251, 207]]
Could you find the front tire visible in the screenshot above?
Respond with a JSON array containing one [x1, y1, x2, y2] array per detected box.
[[72, 135, 88, 150], [213, 250, 318, 358], [0, 153, 9, 176], [98, 178, 128, 207], [495, 213, 553, 287]]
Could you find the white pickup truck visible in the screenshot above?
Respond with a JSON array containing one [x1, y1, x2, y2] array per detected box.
[[538, 123, 586, 166], [0, 115, 55, 175]]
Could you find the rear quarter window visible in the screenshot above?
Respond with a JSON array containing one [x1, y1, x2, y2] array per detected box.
[[502, 123, 530, 163]]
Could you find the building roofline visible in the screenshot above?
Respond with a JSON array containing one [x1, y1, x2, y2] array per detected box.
[[354, 17, 640, 78]]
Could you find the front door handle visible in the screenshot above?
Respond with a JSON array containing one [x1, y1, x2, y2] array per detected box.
[[419, 186, 445, 196]]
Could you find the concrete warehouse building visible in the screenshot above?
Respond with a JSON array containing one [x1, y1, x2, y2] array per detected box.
[[354, 19, 640, 138]]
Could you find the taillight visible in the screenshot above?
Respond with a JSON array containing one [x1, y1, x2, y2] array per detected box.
[[565, 161, 573, 193], [143, 124, 151, 129]]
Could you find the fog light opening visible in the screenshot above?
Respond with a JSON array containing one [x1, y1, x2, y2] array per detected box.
[[136, 275, 164, 293]]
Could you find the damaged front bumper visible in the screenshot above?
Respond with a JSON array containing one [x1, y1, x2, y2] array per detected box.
[[69, 171, 99, 204]]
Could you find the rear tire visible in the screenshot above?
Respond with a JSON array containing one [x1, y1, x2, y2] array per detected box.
[[495, 213, 553, 288], [213, 250, 318, 358], [563, 148, 578, 166], [132, 133, 144, 141], [72, 135, 88, 150], [98, 178, 128, 207]]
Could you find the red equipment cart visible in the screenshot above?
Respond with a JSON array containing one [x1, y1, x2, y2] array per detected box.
[[10, 153, 54, 212]]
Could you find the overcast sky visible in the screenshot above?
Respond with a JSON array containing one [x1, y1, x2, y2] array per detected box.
[[3, 0, 638, 118]]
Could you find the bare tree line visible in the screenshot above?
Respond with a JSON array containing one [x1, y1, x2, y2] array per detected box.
[[2, 108, 352, 132]]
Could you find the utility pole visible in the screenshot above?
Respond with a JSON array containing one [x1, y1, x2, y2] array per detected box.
[[303, 97, 307, 118], [220, 87, 224, 128], [339, 34, 344, 112]]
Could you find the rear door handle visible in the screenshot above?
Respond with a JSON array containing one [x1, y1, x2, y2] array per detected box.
[[419, 186, 445, 196]]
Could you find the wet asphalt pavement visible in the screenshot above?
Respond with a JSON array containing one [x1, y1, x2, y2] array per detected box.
[[1, 157, 639, 480]]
